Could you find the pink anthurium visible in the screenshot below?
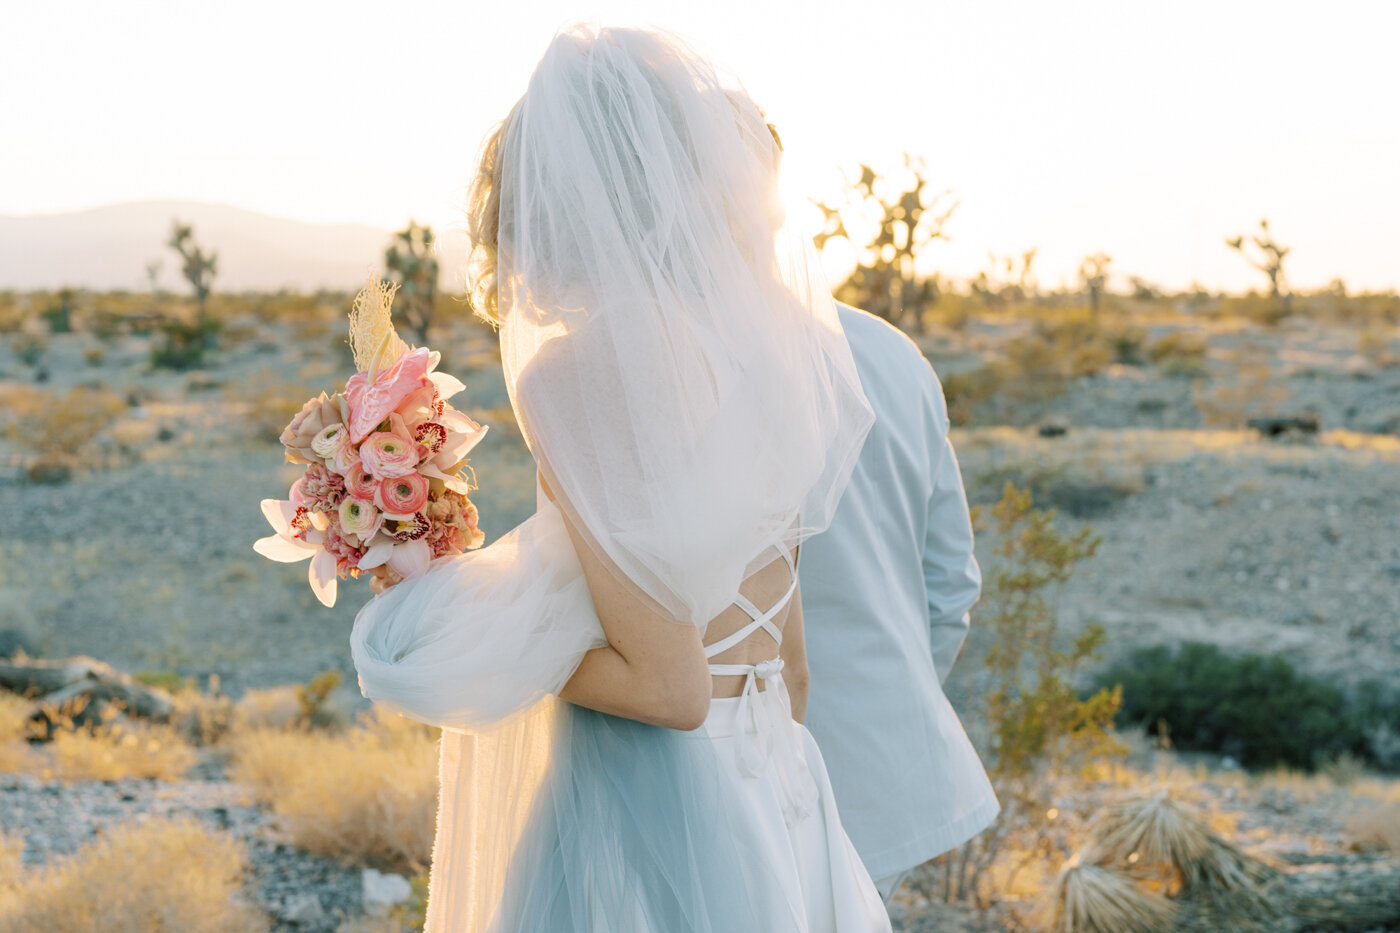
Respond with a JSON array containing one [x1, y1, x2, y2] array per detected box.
[[344, 347, 436, 443]]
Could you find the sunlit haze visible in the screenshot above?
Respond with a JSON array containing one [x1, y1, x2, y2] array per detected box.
[[5, 0, 1397, 292]]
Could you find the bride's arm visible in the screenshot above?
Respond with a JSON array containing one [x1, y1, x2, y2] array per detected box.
[[547, 480, 713, 731], [779, 579, 810, 723]]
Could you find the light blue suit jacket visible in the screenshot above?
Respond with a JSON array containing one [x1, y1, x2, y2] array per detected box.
[[802, 304, 999, 881]]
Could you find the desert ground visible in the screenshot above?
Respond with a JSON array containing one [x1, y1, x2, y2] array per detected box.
[[1, 294, 1398, 931]]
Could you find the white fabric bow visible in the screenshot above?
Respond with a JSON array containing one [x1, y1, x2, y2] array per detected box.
[[711, 657, 817, 824]]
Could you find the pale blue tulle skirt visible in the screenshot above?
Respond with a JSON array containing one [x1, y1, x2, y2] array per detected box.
[[490, 691, 891, 933]]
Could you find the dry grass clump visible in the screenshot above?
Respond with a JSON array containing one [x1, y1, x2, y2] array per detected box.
[[1346, 803, 1400, 854], [233, 671, 349, 734], [1193, 346, 1288, 427], [171, 688, 238, 747], [0, 817, 265, 933], [1145, 331, 1209, 376], [2, 385, 128, 481], [230, 708, 438, 872], [1358, 325, 1399, 367], [0, 693, 36, 773], [45, 717, 198, 783]]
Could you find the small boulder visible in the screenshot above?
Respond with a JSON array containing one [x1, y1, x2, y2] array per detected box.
[[1247, 414, 1319, 437], [362, 868, 414, 917]]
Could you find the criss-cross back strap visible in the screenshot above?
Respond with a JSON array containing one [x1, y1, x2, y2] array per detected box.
[[704, 547, 797, 659]]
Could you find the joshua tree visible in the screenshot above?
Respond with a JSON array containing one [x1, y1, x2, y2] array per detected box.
[[167, 221, 218, 325], [1227, 218, 1291, 310], [1078, 252, 1113, 316], [812, 156, 957, 333], [385, 221, 440, 346]]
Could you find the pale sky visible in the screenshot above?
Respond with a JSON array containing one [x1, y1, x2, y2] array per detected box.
[[5, 0, 1397, 293]]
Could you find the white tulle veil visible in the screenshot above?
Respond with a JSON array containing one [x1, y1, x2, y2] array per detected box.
[[497, 24, 872, 628], [351, 23, 873, 931]]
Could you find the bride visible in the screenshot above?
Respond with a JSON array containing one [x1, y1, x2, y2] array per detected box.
[[351, 23, 892, 932]]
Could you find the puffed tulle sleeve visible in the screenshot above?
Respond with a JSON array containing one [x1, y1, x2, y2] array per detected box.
[[350, 494, 608, 731]]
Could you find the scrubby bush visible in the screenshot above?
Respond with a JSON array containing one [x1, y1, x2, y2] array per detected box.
[[1096, 641, 1400, 771], [151, 316, 221, 370], [12, 333, 45, 368], [1146, 331, 1209, 376], [926, 484, 1121, 906], [0, 693, 36, 773], [44, 712, 198, 783], [230, 707, 439, 872], [0, 817, 265, 932], [2, 385, 127, 482]]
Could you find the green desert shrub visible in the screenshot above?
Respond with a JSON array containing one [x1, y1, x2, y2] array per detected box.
[[1146, 331, 1209, 376], [1096, 642, 1400, 771], [151, 317, 221, 370]]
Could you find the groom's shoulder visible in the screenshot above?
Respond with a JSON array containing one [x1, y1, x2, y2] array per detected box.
[[836, 303, 939, 388]]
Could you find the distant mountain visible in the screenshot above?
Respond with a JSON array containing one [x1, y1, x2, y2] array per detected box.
[[0, 200, 469, 292]]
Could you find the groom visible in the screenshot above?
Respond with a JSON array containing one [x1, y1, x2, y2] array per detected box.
[[801, 303, 1000, 901]]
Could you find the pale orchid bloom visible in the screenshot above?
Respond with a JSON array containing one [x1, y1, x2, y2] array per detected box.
[[358, 535, 432, 581], [253, 498, 340, 608], [435, 409, 489, 464]]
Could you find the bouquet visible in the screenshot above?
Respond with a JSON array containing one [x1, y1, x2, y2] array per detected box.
[[254, 274, 488, 607]]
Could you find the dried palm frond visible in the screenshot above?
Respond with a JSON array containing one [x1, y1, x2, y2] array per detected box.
[[1181, 829, 1282, 890], [1087, 789, 1213, 885], [1044, 859, 1178, 933], [1086, 788, 1279, 922], [348, 271, 407, 381]]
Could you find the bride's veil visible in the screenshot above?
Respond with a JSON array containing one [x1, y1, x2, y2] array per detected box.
[[497, 24, 873, 629], [351, 23, 874, 932]]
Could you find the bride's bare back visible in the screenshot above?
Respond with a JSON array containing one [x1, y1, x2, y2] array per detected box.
[[551, 474, 809, 728]]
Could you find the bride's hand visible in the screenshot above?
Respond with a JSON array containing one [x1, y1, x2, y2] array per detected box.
[[367, 565, 402, 595]]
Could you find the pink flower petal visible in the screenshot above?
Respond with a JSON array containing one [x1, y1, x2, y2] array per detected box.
[[387, 538, 431, 579], [308, 550, 339, 607], [359, 539, 394, 570], [420, 463, 472, 495], [344, 347, 435, 443], [427, 370, 466, 401], [260, 498, 294, 536], [253, 534, 316, 563]]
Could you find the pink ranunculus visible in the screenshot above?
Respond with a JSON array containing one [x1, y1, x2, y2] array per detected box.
[[331, 441, 359, 476], [376, 472, 429, 518], [360, 431, 419, 480], [344, 347, 435, 443], [310, 423, 351, 461], [338, 496, 383, 540], [343, 459, 379, 500]]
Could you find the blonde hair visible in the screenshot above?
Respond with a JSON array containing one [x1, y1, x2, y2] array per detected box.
[[465, 104, 519, 326]]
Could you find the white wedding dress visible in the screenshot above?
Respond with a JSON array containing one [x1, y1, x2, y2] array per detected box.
[[355, 494, 891, 932], [350, 23, 891, 932]]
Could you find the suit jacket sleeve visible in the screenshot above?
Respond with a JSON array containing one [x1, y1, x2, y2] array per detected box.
[[921, 368, 981, 683]]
